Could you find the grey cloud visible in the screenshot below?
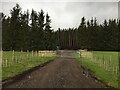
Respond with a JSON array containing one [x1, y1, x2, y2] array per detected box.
[[1, 2, 118, 30], [60, 2, 118, 28]]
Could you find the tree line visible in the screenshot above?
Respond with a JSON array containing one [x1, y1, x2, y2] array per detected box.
[[2, 4, 56, 51], [2, 4, 120, 51], [56, 17, 119, 51]]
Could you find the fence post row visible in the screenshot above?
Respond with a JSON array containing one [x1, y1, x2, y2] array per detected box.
[[2, 50, 56, 67], [79, 50, 119, 75]]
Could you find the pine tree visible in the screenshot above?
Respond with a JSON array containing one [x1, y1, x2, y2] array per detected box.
[[44, 13, 53, 50], [78, 17, 86, 49], [37, 9, 45, 50], [30, 9, 38, 50], [19, 10, 30, 51], [10, 4, 22, 50]]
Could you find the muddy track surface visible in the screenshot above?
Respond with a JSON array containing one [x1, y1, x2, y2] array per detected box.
[[3, 50, 105, 88]]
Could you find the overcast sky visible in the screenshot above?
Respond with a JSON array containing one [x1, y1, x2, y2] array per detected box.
[[0, 0, 119, 30]]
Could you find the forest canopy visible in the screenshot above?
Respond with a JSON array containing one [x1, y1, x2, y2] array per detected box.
[[2, 4, 120, 51]]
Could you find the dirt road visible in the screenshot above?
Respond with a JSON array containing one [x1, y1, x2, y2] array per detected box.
[[3, 50, 105, 88]]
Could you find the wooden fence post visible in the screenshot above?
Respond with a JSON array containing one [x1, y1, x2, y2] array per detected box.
[[21, 50, 23, 53], [12, 50, 14, 63], [80, 50, 81, 58], [27, 50, 29, 57], [39, 51, 40, 56], [2, 58, 4, 67], [99, 59, 101, 67], [0, 49, 3, 65], [44, 51, 45, 56], [6, 58, 8, 67], [45, 51, 46, 56], [103, 60, 105, 69], [27, 50, 30, 59], [1, 50, 3, 66], [32, 50, 33, 57], [42, 51, 44, 57], [36, 51, 38, 57]]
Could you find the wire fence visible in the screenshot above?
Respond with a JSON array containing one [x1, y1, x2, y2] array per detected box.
[[79, 50, 119, 75], [1, 50, 56, 67]]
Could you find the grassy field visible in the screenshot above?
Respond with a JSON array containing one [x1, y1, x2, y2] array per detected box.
[[91, 51, 118, 66], [2, 51, 58, 80], [75, 51, 119, 88]]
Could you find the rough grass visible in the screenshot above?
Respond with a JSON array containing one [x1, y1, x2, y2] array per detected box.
[[91, 51, 119, 66], [2, 51, 58, 80], [75, 51, 119, 88]]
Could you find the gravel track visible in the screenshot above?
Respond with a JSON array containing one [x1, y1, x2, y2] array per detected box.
[[3, 50, 105, 88]]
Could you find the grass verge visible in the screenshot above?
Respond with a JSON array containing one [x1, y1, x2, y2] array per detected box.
[[2, 56, 58, 80], [75, 52, 119, 88]]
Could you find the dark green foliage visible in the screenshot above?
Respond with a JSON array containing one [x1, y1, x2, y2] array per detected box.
[[2, 4, 119, 51], [2, 4, 56, 51], [44, 13, 53, 50], [57, 17, 119, 51]]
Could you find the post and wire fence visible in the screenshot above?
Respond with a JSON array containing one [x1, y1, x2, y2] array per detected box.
[[79, 50, 119, 75], [2, 50, 56, 68]]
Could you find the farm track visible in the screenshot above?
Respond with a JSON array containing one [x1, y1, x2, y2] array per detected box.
[[3, 50, 105, 88]]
